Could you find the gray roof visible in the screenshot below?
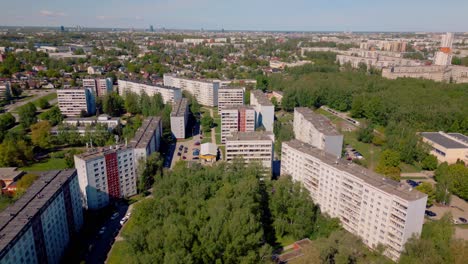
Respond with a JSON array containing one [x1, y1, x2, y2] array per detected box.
[[421, 132, 468, 149], [171, 98, 189, 117], [0, 170, 77, 253], [250, 90, 273, 106], [76, 145, 133, 161], [283, 140, 426, 202], [448, 133, 468, 145], [0, 168, 24, 181], [295, 107, 341, 136], [130, 116, 161, 149], [226, 131, 273, 141]]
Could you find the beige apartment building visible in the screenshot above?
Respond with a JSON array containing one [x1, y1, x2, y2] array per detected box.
[[163, 74, 219, 107], [281, 140, 427, 261], [170, 98, 189, 139], [250, 90, 274, 132], [420, 132, 468, 164], [217, 87, 244, 113], [220, 106, 255, 144], [118, 79, 182, 104], [57, 88, 96, 117]]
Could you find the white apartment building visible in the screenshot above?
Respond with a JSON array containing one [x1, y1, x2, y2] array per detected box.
[[225, 131, 274, 173], [294, 107, 343, 158], [163, 74, 219, 107], [336, 54, 423, 69], [63, 114, 120, 129], [130, 116, 162, 162], [221, 106, 255, 144], [170, 98, 189, 139], [57, 88, 96, 117], [218, 87, 245, 113], [83, 78, 113, 97], [281, 140, 427, 261], [118, 79, 182, 104], [74, 145, 137, 210], [0, 81, 10, 101], [250, 90, 274, 132]]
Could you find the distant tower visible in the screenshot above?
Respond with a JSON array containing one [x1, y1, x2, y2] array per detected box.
[[149, 25, 154, 32], [434, 32, 454, 66], [60, 25, 65, 32]]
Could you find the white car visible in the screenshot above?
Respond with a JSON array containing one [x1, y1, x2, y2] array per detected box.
[[111, 212, 119, 220], [98, 226, 106, 235]]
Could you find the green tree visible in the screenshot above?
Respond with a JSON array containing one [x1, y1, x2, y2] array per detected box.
[[416, 182, 436, 207], [37, 97, 50, 109], [376, 149, 401, 181], [124, 91, 141, 114], [0, 113, 16, 142], [421, 155, 438, 171], [201, 115, 214, 133], [18, 102, 37, 128], [103, 92, 125, 117], [137, 152, 163, 193], [41, 106, 63, 126], [31, 121, 52, 149], [0, 139, 33, 167], [357, 123, 374, 143]]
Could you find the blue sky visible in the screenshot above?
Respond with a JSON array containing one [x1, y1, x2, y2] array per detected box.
[[1, 0, 467, 31]]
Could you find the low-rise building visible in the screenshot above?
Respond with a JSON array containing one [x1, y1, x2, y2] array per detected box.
[[0, 170, 83, 264], [57, 88, 96, 117], [221, 106, 255, 144], [250, 90, 274, 132], [281, 140, 427, 261], [63, 114, 120, 129], [163, 74, 219, 107], [74, 145, 137, 210], [217, 87, 244, 113], [130, 116, 162, 163], [0, 167, 25, 195], [87, 66, 104, 75], [170, 98, 189, 139], [225, 131, 274, 173], [420, 132, 468, 164], [118, 79, 182, 104], [294, 107, 343, 158], [382, 65, 468, 83]]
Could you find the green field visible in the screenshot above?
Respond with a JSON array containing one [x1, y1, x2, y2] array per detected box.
[[32, 93, 57, 108], [107, 241, 133, 264], [343, 131, 381, 170], [21, 158, 68, 171]]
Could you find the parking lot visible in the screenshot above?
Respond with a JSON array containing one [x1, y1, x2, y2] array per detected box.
[[170, 134, 202, 168]]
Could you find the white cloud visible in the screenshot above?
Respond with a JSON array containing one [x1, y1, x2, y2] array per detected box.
[[39, 10, 66, 17]]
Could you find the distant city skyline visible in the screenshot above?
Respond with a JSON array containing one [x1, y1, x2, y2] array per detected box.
[[1, 0, 468, 32]]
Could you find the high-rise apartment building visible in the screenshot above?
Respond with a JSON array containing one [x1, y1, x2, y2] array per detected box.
[[281, 140, 427, 261], [0, 170, 83, 264], [130, 116, 162, 162], [163, 74, 219, 107], [0, 82, 11, 101], [225, 131, 274, 172], [434, 32, 454, 66], [170, 98, 189, 139], [83, 78, 113, 97], [118, 79, 182, 104], [250, 90, 274, 132], [74, 145, 137, 210], [57, 88, 96, 117], [217, 87, 244, 113], [220, 106, 255, 144], [294, 107, 343, 158]]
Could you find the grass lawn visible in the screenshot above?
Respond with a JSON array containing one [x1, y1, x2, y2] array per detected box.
[[216, 133, 221, 145], [107, 241, 133, 264], [315, 108, 340, 123], [32, 93, 57, 107], [343, 131, 382, 170], [21, 158, 68, 171], [201, 137, 211, 144], [203, 130, 212, 140], [399, 162, 422, 173]]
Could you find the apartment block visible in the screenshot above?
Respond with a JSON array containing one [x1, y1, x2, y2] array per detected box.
[[294, 107, 343, 158], [0, 82, 10, 101], [221, 106, 255, 144], [217, 87, 245, 113], [57, 88, 96, 117], [0, 170, 83, 264], [83, 78, 113, 97], [250, 90, 274, 132], [74, 145, 137, 210], [170, 98, 189, 139], [420, 132, 468, 164], [130, 116, 162, 162], [118, 79, 182, 104], [225, 131, 274, 172], [163, 74, 219, 107], [63, 114, 120, 130], [281, 140, 427, 261]]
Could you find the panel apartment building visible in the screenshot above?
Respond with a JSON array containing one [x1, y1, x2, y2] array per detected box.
[[74, 145, 137, 210], [0, 82, 10, 101], [217, 87, 244, 113], [225, 131, 274, 173], [294, 107, 343, 158], [130, 116, 162, 162], [118, 79, 182, 104], [281, 140, 427, 261], [250, 90, 274, 132], [0, 170, 83, 264], [170, 98, 189, 139], [83, 78, 113, 97], [163, 74, 219, 107], [57, 88, 96, 117], [220, 106, 255, 144]]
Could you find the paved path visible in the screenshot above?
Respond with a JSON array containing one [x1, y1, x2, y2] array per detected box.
[[208, 108, 216, 144]]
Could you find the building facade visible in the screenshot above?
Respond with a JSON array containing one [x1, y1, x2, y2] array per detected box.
[[225, 131, 274, 172], [57, 88, 96, 117], [0, 82, 11, 101], [63, 114, 120, 129], [250, 90, 274, 132], [83, 78, 113, 97], [382, 65, 468, 83], [118, 79, 182, 104], [281, 140, 427, 261], [420, 132, 468, 164], [217, 87, 244, 113], [130, 116, 162, 162], [74, 146, 137, 210], [0, 170, 83, 264], [220, 106, 255, 144], [170, 98, 189, 139], [294, 107, 343, 158], [163, 74, 219, 107]]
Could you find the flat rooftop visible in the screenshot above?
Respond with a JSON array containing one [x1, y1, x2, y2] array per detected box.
[[171, 98, 188, 117], [130, 116, 161, 149], [250, 90, 273, 106], [448, 133, 468, 145], [295, 107, 341, 136], [76, 144, 133, 161], [226, 131, 273, 142], [421, 132, 468, 149], [222, 105, 254, 111], [0, 168, 23, 181], [164, 73, 219, 84], [119, 79, 181, 91], [283, 140, 427, 202], [0, 170, 77, 252]]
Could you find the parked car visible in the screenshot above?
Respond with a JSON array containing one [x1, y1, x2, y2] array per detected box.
[[194, 141, 201, 146], [459, 217, 467, 223], [111, 212, 119, 220], [177, 152, 181, 156], [425, 210, 437, 217], [98, 226, 106, 235], [182, 156, 187, 160], [406, 180, 419, 187]]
